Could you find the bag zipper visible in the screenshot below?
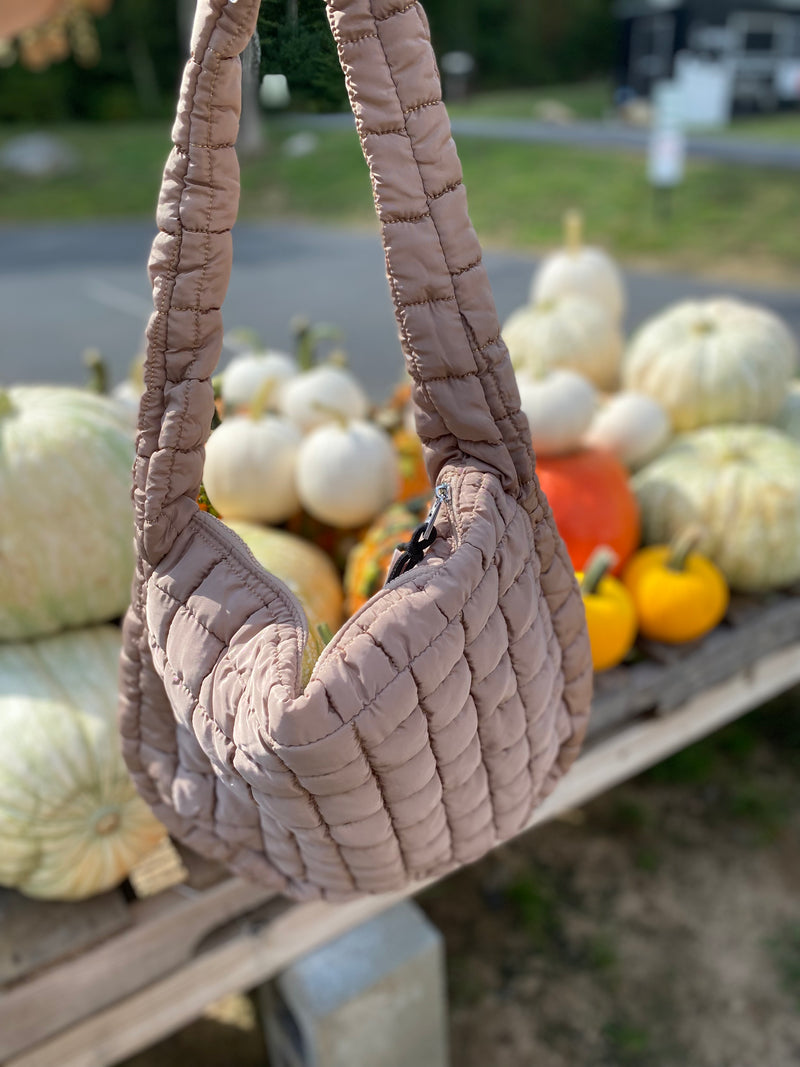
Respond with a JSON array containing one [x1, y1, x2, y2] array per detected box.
[[423, 482, 451, 538], [385, 481, 452, 585]]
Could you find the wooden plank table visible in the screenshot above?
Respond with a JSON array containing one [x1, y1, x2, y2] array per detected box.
[[3, 591, 800, 1067]]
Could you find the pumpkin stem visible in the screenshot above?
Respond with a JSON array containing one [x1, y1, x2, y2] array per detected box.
[[581, 546, 619, 596], [312, 401, 350, 429], [94, 809, 121, 836], [667, 526, 705, 572], [328, 347, 349, 369], [292, 317, 345, 371], [128, 353, 145, 391], [564, 209, 584, 254], [250, 379, 278, 421], [0, 390, 13, 419], [225, 326, 262, 352], [317, 622, 334, 646], [692, 319, 716, 336], [83, 348, 108, 395]]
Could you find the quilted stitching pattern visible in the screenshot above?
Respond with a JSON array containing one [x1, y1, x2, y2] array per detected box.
[[119, 0, 593, 901]]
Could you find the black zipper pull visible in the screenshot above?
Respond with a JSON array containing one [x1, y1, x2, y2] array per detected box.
[[385, 483, 450, 585]]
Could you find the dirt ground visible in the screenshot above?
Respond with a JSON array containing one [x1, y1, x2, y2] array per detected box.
[[123, 690, 800, 1067]]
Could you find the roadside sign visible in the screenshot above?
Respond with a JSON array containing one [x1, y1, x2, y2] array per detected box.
[[648, 80, 686, 188], [648, 127, 686, 187]]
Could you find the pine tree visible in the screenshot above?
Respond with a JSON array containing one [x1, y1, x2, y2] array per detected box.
[[257, 0, 347, 112]]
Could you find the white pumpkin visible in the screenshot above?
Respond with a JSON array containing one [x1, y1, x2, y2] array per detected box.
[[632, 424, 800, 592], [502, 295, 624, 391], [516, 368, 597, 456], [280, 364, 369, 434], [0, 386, 135, 641], [531, 211, 626, 324], [202, 412, 301, 523], [296, 419, 399, 528], [109, 352, 145, 427], [220, 349, 298, 412], [0, 626, 166, 901], [584, 391, 672, 470], [623, 298, 797, 432], [773, 379, 800, 442], [110, 378, 142, 427]]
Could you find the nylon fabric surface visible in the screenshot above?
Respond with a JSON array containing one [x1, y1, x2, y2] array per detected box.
[[118, 0, 593, 900]]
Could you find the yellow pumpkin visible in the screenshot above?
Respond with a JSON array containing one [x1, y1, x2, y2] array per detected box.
[[577, 548, 638, 672], [622, 533, 729, 644]]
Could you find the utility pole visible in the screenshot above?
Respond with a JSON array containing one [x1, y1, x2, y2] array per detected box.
[[238, 32, 265, 158]]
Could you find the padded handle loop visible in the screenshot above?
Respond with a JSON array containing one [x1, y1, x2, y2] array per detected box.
[[137, 0, 537, 569], [327, 0, 536, 506], [136, 0, 260, 566]]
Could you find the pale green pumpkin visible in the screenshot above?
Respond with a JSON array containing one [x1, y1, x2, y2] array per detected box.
[[773, 380, 800, 442], [502, 295, 623, 391], [0, 626, 165, 900], [0, 386, 135, 640], [633, 425, 800, 593], [623, 299, 797, 431]]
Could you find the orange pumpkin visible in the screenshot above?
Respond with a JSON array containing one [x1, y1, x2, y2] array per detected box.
[[372, 381, 429, 503], [535, 447, 640, 574], [393, 428, 431, 503]]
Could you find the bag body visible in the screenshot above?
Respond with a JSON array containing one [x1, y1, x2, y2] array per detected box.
[[119, 0, 593, 901]]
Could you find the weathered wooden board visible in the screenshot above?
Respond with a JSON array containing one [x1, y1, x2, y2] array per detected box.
[[7, 591, 797, 993], [588, 588, 800, 740], [0, 889, 130, 987], [0, 879, 274, 1063], [6, 636, 800, 1067]]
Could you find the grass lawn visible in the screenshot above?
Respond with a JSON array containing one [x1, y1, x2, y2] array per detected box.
[[446, 79, 614, 121], [719, 110, 800, 143], [2, 117, 800, 284]]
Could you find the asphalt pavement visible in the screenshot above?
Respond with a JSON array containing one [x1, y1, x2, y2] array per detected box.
[[3, 219, 800, 401]]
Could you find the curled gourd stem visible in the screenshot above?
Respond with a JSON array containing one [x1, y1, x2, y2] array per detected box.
[[564, 209, 584, 255], [580, 546, 619, 596], [83, 348, 108, 395], [667, 526, 706, 572]]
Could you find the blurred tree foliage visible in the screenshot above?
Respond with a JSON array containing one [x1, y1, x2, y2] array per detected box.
[[427, 0, 616, 89], [0, 0, 615, 122], [255, 0, 615, 109], [0, 0, 182, 122], [258, 0, 347, 112]]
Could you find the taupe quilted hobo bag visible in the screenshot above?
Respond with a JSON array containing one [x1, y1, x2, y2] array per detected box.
[[119, 0, 593, 901]]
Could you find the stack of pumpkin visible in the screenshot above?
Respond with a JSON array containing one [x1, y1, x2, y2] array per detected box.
[[6, 222, 800, 905], [208, 224, 800, 676], [497, 213, 800, 670], [196, 325, 433, 677], [0, 385, 166, 901]]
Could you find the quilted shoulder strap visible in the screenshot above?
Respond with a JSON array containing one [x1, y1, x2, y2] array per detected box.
[[135, 0, 536, 570], [327, 0, 536, 504]]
